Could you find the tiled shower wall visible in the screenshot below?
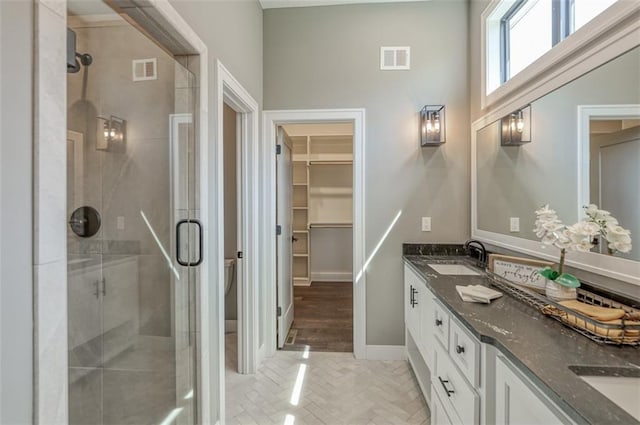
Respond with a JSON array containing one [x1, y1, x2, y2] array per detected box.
[[67, 23, 176, 338], [33, 0, 68, 422]]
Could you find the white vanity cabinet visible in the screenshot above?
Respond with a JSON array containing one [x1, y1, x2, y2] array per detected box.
[[431, 299, 481, 425], [403, 260, 574, 425], [493, 354, 575, 425], [431, 390, 455, 425], [404, 264, 435, 406]]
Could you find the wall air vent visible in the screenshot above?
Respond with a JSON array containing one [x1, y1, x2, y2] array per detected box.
[[132, 58, 157, 81], [380, 46, 410, 70]]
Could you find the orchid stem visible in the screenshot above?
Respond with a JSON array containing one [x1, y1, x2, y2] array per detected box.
[[559, 248, 565, 275]]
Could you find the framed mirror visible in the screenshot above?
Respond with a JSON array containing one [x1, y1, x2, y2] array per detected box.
[[472, 46, 640, 286]]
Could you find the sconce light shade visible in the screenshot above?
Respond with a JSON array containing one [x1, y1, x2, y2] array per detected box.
[[97, 115, 126, 151], [501, 105, 531, 146], [420, 105, 445, 146]]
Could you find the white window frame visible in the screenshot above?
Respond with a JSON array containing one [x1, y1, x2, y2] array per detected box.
[[481, 0, 640, 112]]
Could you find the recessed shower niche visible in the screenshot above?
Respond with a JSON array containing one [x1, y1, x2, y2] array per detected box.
[[66, 1, 201, 423]]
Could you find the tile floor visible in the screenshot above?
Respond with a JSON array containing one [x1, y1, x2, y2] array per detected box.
[[225, 333, 430, 425]]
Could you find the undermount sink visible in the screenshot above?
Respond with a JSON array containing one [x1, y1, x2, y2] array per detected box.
[[427, 263, 481, 276], [569, 366, 640, 421]]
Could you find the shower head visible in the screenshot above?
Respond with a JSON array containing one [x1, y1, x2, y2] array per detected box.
[[67, 28, 92, 73]]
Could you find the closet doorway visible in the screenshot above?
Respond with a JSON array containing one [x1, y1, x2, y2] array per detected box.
[[276, 123, 354, 352]]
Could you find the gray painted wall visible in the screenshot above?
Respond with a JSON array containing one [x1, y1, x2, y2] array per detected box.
[[0, 1, 34, 423], [264, 1, 470, 345], [469, 0, 491, 122], [169, 0, 263, 107]]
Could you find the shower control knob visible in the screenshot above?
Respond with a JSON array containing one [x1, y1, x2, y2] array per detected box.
[[69, 206, 101, 238]]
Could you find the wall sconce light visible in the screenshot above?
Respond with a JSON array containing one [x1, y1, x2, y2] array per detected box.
[[97, 115, 126, 150], [420, 105, 446, 146], [501, 105, 531, 146]]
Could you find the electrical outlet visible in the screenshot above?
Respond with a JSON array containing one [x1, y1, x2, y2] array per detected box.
[[117, 216, 125, 230], [422, 217, 431, 232], [510, 217, 520, 232]]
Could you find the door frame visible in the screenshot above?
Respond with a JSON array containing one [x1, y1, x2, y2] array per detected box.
[[215, 61, 260, 390], [262, 109, 367, 359]]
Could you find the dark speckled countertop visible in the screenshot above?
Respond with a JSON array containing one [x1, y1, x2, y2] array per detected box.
[[403, 254, 640, 425]]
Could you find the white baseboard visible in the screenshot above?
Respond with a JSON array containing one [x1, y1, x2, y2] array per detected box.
[[310, 271, 353, 282], [365, 345, 407, 360], [225, 320, 237, 333]]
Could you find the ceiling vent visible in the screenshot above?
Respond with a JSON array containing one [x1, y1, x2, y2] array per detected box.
[[132, 58, 157, 81], [380, 46, 410, 70]]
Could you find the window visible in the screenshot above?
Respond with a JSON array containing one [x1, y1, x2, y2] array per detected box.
[[573, 0, 619, 31], [502, 0, 553, 80], [492, 0, 619, 85]]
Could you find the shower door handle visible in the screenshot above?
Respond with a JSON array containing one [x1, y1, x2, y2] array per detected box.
[[176, 219, 203, 267]]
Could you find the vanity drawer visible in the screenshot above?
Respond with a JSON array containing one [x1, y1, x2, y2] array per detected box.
[[433, 340, 479, 425], [449, 318, 480, 387], [433, 300, 450, 349]]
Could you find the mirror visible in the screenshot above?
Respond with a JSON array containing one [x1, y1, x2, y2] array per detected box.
[[580, 107, 640, 261], [474, 46, 640, 276]]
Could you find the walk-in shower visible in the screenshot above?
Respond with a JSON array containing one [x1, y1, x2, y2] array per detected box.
[[66, 1, 201, 423]]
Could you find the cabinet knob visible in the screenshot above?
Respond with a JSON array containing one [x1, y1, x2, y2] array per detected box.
[[456, 345, 465, 354], [435, 318, 443, 327]]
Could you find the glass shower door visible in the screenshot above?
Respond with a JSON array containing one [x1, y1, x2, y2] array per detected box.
[[67, 17, 200, 425], [98, 61, 199, 425]]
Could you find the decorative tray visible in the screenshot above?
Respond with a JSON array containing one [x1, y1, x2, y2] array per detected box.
[[486, 271, 640, 346]]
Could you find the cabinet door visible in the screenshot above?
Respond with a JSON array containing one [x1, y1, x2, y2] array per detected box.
[[495, 356, 567, 425], [431, 389, 455, 425], [419, 287, 435, 370], [404, 265, 421, 340], [68, 262, 102, 368]]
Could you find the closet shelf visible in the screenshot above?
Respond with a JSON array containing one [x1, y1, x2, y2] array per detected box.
[[309, 187, 353, 196], [293, 206, 308, 210], [310, 222, 353, 228], [293, 154, 353, 164], [293, 230, 309, 234], [309, 160, 353, 165], [293, 253, 309, 257]]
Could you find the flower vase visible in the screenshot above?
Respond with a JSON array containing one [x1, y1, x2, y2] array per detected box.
[[545, 279, 577, 301]]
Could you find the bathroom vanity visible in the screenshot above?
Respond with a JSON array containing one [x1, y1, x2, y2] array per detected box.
[[402, 248, 640, 425]]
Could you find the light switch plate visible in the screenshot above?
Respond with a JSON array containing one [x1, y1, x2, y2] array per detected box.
[[117, 216, 126, 230], [510, 217, 520, 232], [422, 217, 431, 232]]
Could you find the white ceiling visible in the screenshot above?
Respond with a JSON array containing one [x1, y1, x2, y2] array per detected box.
[[259, 0, 427, 9]]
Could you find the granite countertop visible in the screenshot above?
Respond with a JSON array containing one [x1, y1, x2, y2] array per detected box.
[[403, 254, 640, 425]]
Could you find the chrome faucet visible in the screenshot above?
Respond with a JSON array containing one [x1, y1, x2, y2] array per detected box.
[[464, 239, 488, 268]]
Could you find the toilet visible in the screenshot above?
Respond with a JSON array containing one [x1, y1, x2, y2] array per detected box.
[[224, 258, 236, 295]]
